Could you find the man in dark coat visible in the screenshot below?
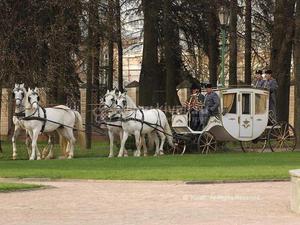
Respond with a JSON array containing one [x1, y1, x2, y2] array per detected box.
[[198, 83, 220, 130], [263, 70, 278, 120], [204, 84, 220, 116]]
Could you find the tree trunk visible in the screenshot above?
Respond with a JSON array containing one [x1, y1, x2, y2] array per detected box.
[[207, 4, 219, 87], [244, 0, 252, 85], [229, 0, 238, 86], [92, 9, 100, 102], [86, 0, 100, 149], [270, 0, 295, 122], [115, 0, 123, 92], [0, 85, 2, 153], [107, 0, 114, 90], [139, 0, 160, 106], [163, 0, 180, 106], [294, 0, 300, 148]]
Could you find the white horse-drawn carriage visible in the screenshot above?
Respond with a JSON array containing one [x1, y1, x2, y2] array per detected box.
[[172, 87, 296, 154]]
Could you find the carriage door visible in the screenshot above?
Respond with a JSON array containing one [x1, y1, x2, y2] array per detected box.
[[239, 93, 253, 138]]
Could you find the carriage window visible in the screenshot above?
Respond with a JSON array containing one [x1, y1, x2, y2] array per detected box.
[[223, 93, 236, 114], [255, 94, 267, 114], [242, 94, 251, 114]]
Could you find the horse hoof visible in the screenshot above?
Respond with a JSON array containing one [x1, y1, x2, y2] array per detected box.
[[134, 152, 141, 157], [37, 157, 41, 160], [108, 154, 114, 158], [12, 155, 17, 160], [29, 157, 35, 160], [117, 154, 123, 158]]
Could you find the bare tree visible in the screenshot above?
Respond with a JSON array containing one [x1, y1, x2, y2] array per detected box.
[[107, 0, 115, 90], [270, 0, 296, 122], [207, 3, 220, 87], [163, 0, 181, 106], [244, 0, 252, 85], [116, 0, 124, 92], [139, 0, 160, 106], [294, 0, 300, 147], [229, 0, 238, 86], [0, 85, 2, 152]]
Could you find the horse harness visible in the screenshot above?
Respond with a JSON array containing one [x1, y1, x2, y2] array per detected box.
[[120, 108, 166, 137], [22, 105, 47, 133]]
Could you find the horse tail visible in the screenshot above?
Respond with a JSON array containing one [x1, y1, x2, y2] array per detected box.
[[74, 111, 86, 149], [59, 134, 68, 157]]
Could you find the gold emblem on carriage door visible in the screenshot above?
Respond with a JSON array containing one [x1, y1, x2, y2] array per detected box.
[[242, 119, 250, 128]]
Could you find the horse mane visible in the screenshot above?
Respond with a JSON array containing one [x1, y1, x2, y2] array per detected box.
[[24, 90, 32, 108]]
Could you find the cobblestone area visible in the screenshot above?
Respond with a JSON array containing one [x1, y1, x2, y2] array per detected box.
[[0, 180, 299, 225]]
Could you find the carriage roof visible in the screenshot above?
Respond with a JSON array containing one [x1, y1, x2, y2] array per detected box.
[[215, 86, 269, 95]]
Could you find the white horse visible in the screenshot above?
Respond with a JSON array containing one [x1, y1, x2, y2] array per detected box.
[[103, 90, 158, 157], [23, 88, 86, 160], [12, 84, 54, 160], [116, 93, 173, 157], [103, 90, 128, 157]]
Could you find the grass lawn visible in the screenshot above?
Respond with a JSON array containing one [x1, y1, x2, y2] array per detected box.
[[0, 139, 299, 181], [0, 183, 42, 192]]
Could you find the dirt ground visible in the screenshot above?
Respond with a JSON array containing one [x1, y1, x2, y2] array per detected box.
[[0, 180, 299, 225]]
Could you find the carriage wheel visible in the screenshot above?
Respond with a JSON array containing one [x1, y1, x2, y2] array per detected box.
[[197, 132, 217, 154], [172, 138, 187, 155], [239, 139, 267, 153], [170, 130, 187, 155], [268, 122, 296, 152]]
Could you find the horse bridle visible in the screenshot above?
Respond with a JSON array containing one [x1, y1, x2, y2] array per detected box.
[[27, 91, 40, 107], [12, 88, 26, 113], [116, 97, 127, 109], [104, 93, 116, 108]]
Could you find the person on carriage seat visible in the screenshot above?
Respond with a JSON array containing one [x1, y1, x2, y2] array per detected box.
[[263, 69, 278, 121], [197, 84, 220, 130], [252, 70, 265, 88], [185, 83, 205, 131]]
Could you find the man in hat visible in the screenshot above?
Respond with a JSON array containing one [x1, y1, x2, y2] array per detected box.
[[185, 83, 205, 130], [198, 83, 220, 130], [252, 70, 265, 88], [264, 69, 278, 120], [204, 84, 220, 116], [191, 83, 205, 103]]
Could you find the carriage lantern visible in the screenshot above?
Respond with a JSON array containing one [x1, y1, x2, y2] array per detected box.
[[218, 6, 230, 28]]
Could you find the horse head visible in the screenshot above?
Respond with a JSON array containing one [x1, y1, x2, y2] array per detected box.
[[116, 93, 127, 110], [26, 87, 40, 110], [12, 83, 26, 107], [103, 90, 117, 109]]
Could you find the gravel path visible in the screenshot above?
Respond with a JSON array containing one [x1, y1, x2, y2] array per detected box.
[[0, 180, 299, 225]]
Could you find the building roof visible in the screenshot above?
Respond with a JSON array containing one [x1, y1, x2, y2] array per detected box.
[[125, 80, 139, 88]]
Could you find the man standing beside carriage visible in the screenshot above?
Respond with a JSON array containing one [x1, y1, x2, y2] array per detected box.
[[263, 69, 278, 120], [253, 69, 278, 120], [252, 70, 265, 88]]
